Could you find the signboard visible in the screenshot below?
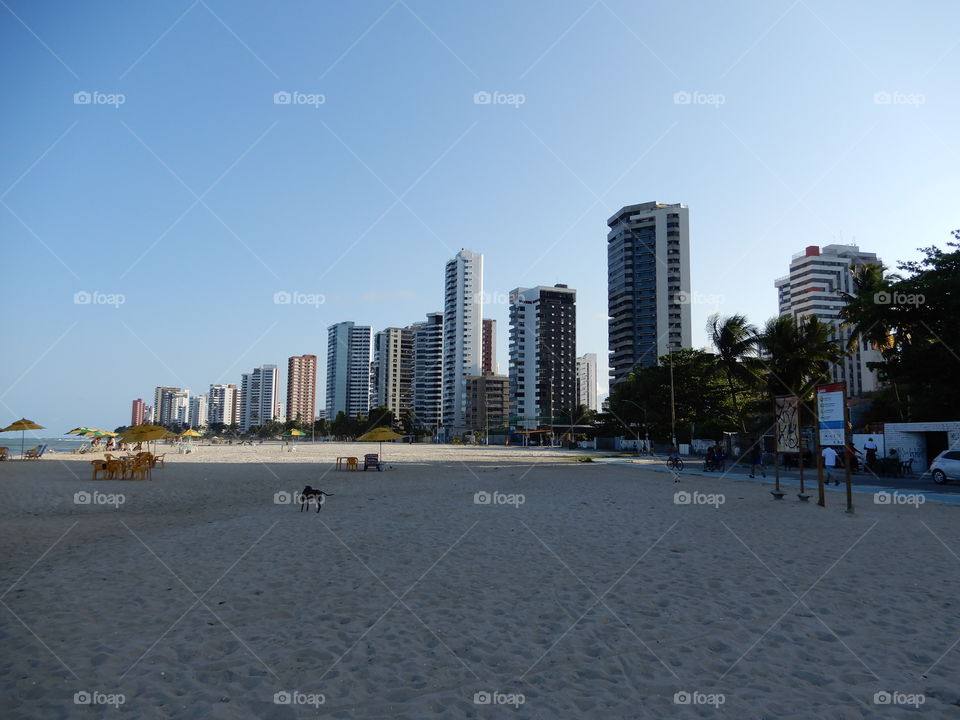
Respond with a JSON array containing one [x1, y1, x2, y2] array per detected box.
[[817, 383, 846, 446], [774, 395, 800, 453]]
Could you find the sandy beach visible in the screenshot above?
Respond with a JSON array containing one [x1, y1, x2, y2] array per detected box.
[[2, 443, 959, 718]]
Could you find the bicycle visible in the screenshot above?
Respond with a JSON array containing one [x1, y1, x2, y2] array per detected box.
[[666, 456, 684, 472]]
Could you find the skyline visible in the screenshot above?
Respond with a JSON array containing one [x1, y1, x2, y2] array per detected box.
[[3, 1, 959, 431]]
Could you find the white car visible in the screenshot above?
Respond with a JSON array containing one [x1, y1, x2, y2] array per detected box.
[[930, 450, 960, 484]]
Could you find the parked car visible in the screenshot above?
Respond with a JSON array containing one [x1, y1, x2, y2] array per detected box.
[[930, 450, 960, 484]]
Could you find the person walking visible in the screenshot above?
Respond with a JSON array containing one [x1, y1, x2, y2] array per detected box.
[[863, 437, 878, 471], [822, 445, 839, 485], [749, 440, 765, 478]]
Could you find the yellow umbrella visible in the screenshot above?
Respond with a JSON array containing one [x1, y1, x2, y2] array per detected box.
[[357, 426, 403, 460], [181, 429, 203, 438], [119, 425, 170, 444], [66, 427, 90, 435], [1, 418, 45, 458]]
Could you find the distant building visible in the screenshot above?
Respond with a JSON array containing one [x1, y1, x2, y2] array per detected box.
[[144, 405, 154, 424], [411, 312, 444, 433], [286, 354, 318, 425], [509, 285, 577, 430], [775, 244, 884, 397], [131, 398, 145, 427], [189, 394, 208, 428], [576, 353, 599, 412], [482, 318, 498, 374], [208, 384, 240, 427], [326, 322, 371, 419], [607, 202, 692, 387], [466, 372, 510, 433], [442, 249, 484, 433], [153, 386, 182, 426], [240, 365, 279, 431], [372, 327, 414, 418], [168, 390, 189, 427]]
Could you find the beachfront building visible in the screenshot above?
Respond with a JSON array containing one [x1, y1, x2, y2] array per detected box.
[[286, 354, 317, 426], [208, 384, 240, 427], [466, 372, 510, 436], [240, 365, 279, 432], [188, 394, 208, 428], [576, 353, 599, 412], [372, 327, 414, 419], [607, 202, 692, 387], [144, 405, 155, 424], [153, 386, 183, 426], [509, 285, 577, 430], [775, 244, 884, 397], [131, 398, 145, 427], [442, 249, 484, 435], [482, 318, 498, 374], [326, 322, 372, 419], [411, 312, 444, 434], [169, 390, 189, 426]]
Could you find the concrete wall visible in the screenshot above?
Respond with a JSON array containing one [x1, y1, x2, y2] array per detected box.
[[883, 421, 960, 471]]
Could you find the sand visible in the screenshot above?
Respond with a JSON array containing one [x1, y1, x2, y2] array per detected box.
[[1, 443, 959, 718]]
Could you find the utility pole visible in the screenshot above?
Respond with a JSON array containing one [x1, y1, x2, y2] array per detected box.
[[669, 347, 677, 447]]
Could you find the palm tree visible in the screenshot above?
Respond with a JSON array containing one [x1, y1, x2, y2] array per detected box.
[[755, 314, 844, 402], [706, 313, 759, 431]]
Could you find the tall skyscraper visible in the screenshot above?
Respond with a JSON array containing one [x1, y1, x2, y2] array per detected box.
[[775, 244, 883, 397], [372, 327, 414, 418], [482, 318, 498, 374], [607, 202, 692, 386], [168, 390, 189, 426], [153, 386, 181, 426], [240, 365, 279, 431], [189, 394, 208, 428], [208, 384, 240, 427], [442, 249, 484, 432], [131, 398, 145, 427], [411, 312, 444, 433], [326, 322, 371, 419], [576, 353, 599, 412], [286, 354, 318, 425], [509, 284, 577, 430]]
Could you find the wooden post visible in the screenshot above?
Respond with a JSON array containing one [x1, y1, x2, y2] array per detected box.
[[844, 387, 854, 513]]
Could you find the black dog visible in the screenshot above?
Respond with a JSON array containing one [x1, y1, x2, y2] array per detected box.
[[299, 485, 333, 513]]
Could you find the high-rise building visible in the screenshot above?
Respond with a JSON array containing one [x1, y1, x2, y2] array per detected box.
[[466, 372, 510, 433], [372, 328, 414, 418], [144, 405, 154, 424], [131, 398, 145, 427], [411, 312, 444, 433], [442, 249, 484, 432], [208, 384, 240, 427], [286, 354, 318, 425], [482, 318, 498, 374], [775, 244, 884, 397], [168, 390, 189, 426], [240, 365, 279, 431], [607, 202, 692, 387], [153, 386, 182, 426], [576, 353, 599, 412], [326, 322, 372, 419], [189, 394, 208, 428], [509, 284, 577, 430]]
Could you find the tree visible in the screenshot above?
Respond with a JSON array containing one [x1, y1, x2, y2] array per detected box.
[[706, 313, 760, 431], [754, 314, 843, 405]]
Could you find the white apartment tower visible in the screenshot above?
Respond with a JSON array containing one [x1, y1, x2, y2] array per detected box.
[[372, 327, 414, 418], [188, 394, 208, 428], [207, 384, 240, 427], [240, 364, 279, 431], [775, 244, 883, 397], [509, 285, 577, 430], [607, 202, 692, 386], [326, 322, 372, 419], [442, 249, 484, 433], [576, 353, 599, 412]]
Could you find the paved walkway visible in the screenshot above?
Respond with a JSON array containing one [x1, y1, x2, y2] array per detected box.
[[594, 455, 960, 506]]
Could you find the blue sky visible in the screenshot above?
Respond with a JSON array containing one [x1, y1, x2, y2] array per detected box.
[[2, 0, 958, 432]]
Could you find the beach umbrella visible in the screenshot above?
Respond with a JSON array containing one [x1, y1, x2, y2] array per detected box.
[[181, 429, 203, 437], [357, 426, 403, 460], [66, 427, 90, 435], [1, 418, 45, 458], [281, 429, 306, 441]]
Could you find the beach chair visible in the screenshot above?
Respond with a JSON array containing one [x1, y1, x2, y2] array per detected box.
[[150, 453, 166, 469], [23, 444, 47, 460], [363, 454, 383, 471], [91, 460, 109, 480], [346, 456, 359, 471], [129, 456, 150, 481], [0, 447, 9, 461]]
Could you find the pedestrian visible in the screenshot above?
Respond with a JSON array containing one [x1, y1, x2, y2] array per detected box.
[[749, 440, 765, 478], [863, 437, 878, 470], [822, 445, 839, 485]]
